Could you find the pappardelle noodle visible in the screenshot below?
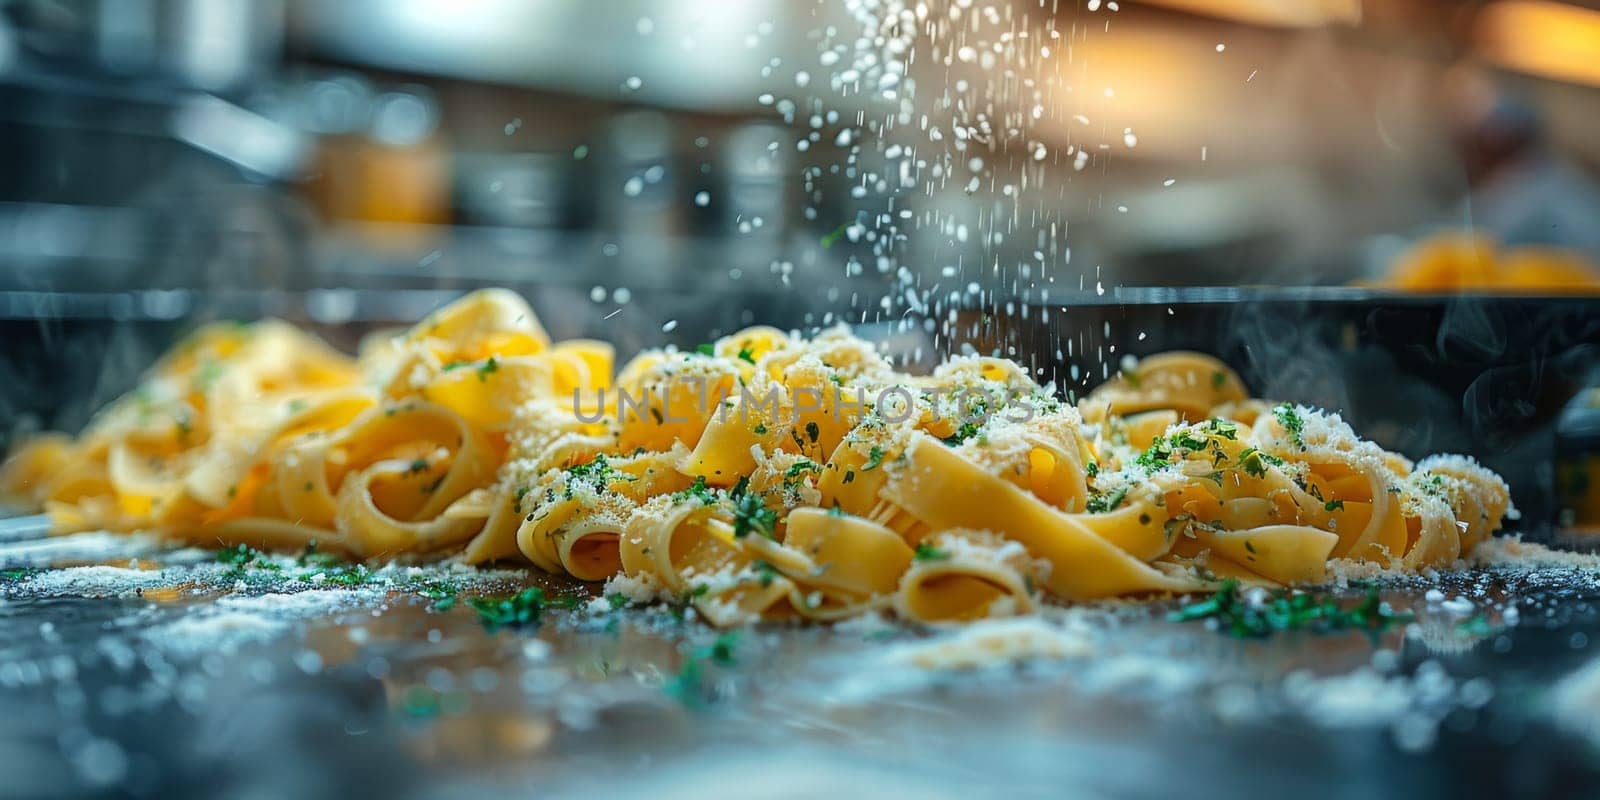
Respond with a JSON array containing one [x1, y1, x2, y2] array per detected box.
[[0, 289, 1513, 625]]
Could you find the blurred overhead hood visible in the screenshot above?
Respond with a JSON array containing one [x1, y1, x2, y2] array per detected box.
[[289, 0, 802, 110]]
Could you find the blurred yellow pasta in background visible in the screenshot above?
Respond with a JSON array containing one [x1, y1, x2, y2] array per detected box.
[[1374, 231, 1600, 293]]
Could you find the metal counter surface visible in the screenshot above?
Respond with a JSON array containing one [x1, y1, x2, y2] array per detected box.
[[4, 530, 1600, 799]]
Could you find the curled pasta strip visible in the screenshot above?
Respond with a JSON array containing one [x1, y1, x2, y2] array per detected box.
[[375, 289, 550, 400], [883, 434, 1198, 600], [459, 402, 620, 564], [683, 372, 793, 485], [613, 352, 740, 453], [275, 401, 500, 557], [1413, 455, 1513, 554], [740, 507, 911, 620], [896, 529, 1042, 623], [1080, 350, 1247, 424], [619, 498, 792, 626], [816, 434, 927, 541], [762, 325, 890, 386], [950, 413, 1093, 513], [515, 448, 692, 579], [418, 340, 614, 432], [177, 402, 475, 556], [406, 288, 550, 362]]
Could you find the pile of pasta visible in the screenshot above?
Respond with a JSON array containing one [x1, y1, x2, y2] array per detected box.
[[1, 289, 1513, 625]]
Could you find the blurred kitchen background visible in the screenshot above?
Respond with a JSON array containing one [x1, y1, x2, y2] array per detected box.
[[3, 0, 1600, 530], [3, 0, 1600, 307]]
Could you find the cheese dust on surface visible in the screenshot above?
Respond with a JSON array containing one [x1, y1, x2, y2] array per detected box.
[[213, 588, 387, 618], [142, 612, 295, 657], [0, 528, 1588, 761], [1469, 535, 1600, 574], [817, 611, 1107, 704], [1, 530, 525, 661], [1315, 534, 1600, 598], [140, 589, 391, 657], [801, 586, 1514, 754], [16, 565, 186, 598], [880, 616, 1095, 670], [0, 531, 164, 568]]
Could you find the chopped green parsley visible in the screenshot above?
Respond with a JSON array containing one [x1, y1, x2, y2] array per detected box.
[[732, 493, 777, 539], [752, 560, 780, 587], [468, 586, 579, 631], [564, 455, 635, 498], [1135, 439, 1174, 471], [1085, 486, 1129, 513], [819, 220, 851, 248], [1170, 580, 1411, 638], [664, 631, 741, 707], [1273, 404, 1305, 448], [1, 567, 42, 583], [1237, 448, 1282, 478], [674, 475, 717, 505], [941, 421, 983, 447]]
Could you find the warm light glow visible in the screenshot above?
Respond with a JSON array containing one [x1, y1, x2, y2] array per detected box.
[[1477, 1, 1600, 88], [1133, 0, 1361, 28]]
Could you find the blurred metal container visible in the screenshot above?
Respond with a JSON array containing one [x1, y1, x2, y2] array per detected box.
[[603, 110, 682, 241], [1556, 382, 1600, 537], [719, 122, 791, 241], [0, 80, 315, 291], [9, 0, 284, 91], [304, 84, 449, 227], [455, 153, 574, 230]]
